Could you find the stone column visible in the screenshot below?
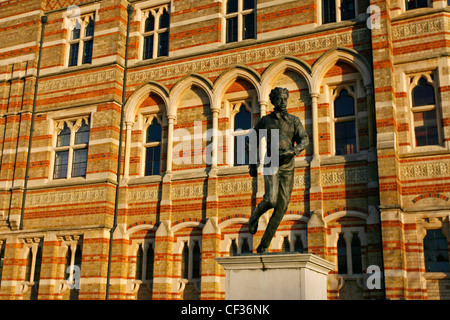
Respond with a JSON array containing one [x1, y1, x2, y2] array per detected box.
[[152, 220, 174, 299], [123, 121, 133, 179], [165, 115, 176, 175], [200, 218, 222, 300]]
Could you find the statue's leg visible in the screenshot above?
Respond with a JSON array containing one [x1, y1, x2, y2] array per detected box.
[[248, 173, 278, 234], [257, 170, 295, 252]]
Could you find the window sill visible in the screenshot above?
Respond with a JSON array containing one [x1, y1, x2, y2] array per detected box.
[[423, 272, 450, 280], [391, 6, 449, 22], [320, 152, 368, 166], [127, 175, 162, 186], [399, 144, 450, 158], [218, 37, 258, 50], [217, 165, 250, 176], [27, 176, 117, 190]]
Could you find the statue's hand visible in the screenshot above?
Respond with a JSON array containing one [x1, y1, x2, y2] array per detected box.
[[249, 164, 258, 177], [280, 149, 295, 165]]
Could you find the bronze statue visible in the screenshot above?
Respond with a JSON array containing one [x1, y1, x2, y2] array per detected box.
[[247, 87, 309, 253]]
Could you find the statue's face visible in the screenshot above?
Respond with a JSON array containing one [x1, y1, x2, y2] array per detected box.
[[272, 91, 288, 111]]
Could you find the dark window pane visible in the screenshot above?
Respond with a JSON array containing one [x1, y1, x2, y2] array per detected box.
[[75, 120, 90, 145], [143, 35, 154, 60], [146, 245, 154, 280], [159, 10, 170, 29], [335, 89, 354, 117], [57, 124, 71, 147], [337, 233, 347, 274], [227, 0, 238, 14], [243, 12, 255, 40], [69, 43, 79, 67], [135, 245, 143, 280], [351, 233, 362, 274], [85, 18, 95, 37], [335, 121, 356, 155], [424, 229, 450, 272], [54, 151, 69, 179], [145, 146, 161, 176], [282, 237, 290, 252], [145, 16, 155, 32], [74, 244, 82, 267], [31, 246, 42, 300], [230, 239, 238, 256], [226, 16, 238, 43], [341, 0, 355, 20], [72, 21, 81, 40], [147, 118, 162, 143], [407, 0, 429, 10], [72, 148, 88, 177], [294, 236, 304, 253], [243, 0, 255, 10], [234, 105, 251, 130], [181, 242, 189, 279], [241, 238, 250, 254], [64, 248, 71, 281], [192, 241, 201, 279], [323, 0, 336, 24], [82, 39, 93, 64], [158, 31, 169, 57], [25, 249, 33, 282], [414, 110, 439, 146], [413, 78, 435, 107]]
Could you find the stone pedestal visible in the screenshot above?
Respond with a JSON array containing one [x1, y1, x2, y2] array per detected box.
[[216, 253, 334, 300]]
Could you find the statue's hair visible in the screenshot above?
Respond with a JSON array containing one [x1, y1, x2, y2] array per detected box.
[[269, 87, 289, 102]]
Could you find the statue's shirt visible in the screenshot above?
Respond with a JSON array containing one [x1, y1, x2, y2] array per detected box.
[[251, 110, 309, 171]]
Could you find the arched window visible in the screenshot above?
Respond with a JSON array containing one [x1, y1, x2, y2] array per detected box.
[[225, 0, 256, 43], [30, 245, 42, 300], [135, 245, 144, 280], [423, 229, 450, 272], [351, 233, 362, 274], [142, 6, 170, 60], [411, 77, 440, 147], [158, 10, 170, 57], [334, 89, 357, 155], [54, 118, 90, 179], [181, 242, 189, 279], [282, 236, 290, 252], [337, 233, 348, 274], [68, 15, 95, 67], [145, 117, 162, 176], [233, 103, 252, 166], [146, 244, 154, 280], [241, 238, 250, 254], [294, 236, 304, 253], [192, 241, 201, 279], [230, 239, 238, 256]]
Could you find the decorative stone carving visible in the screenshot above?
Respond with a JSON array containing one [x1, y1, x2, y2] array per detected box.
[[218, 180, 256, 195], [402, 162, 450, 179], [129, 188, 161, 201], [321, 167, 368, 185], [26, 189, 107, 206], [128, 29, 370, 84], [392, 19, 443, 40]]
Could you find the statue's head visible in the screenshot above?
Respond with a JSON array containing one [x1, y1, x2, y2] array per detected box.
[[269, 87, 289, 111]]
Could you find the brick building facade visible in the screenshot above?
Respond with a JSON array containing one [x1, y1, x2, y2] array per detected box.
[[0, 0, 449, 300]]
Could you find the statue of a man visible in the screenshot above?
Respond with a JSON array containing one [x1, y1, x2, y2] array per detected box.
[[247, 87, 309, 253]]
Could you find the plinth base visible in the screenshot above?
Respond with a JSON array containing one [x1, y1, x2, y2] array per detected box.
[[215, 253, 335, 300]]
